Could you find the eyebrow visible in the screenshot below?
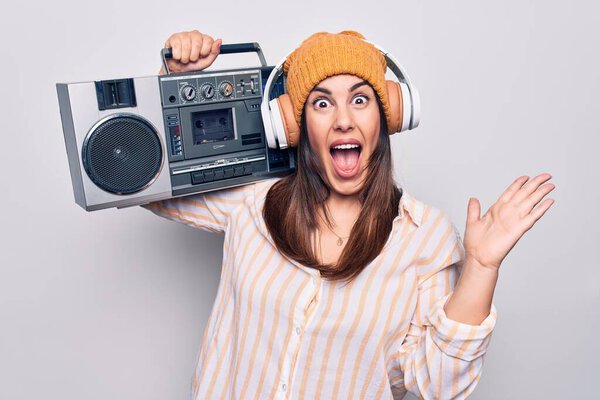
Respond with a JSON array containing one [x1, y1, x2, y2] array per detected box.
[[310, 80, 369, 96], [311, 86, 332, 95], [350, 80, 369, 91]]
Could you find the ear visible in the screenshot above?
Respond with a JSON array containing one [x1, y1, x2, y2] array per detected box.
[[275, 93, 300, 147], [385, 80, 403, 134]]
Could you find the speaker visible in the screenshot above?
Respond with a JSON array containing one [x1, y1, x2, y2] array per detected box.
[[82, 114, 163, 194], [57, 77, 172, 211]]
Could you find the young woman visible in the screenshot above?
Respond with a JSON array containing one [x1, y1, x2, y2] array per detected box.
[[143, 30, 555, 399]]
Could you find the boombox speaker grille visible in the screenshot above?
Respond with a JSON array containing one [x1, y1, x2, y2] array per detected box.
[[82, 114, 163, 195]]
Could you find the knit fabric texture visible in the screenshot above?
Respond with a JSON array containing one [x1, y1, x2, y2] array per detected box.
[[283, 30, 390, 129]]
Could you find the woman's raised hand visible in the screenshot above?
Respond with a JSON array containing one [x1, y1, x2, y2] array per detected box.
[[463, 173, 555, 271], [161, 30, 222, 74]]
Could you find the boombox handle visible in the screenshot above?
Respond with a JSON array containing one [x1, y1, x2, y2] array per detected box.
[[161, 42, 267, 75]]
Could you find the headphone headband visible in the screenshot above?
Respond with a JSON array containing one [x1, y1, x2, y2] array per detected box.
[[260, 41, 420, 149]]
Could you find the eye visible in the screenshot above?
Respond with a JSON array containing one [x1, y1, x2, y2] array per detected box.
[[312, 97, 332, 109], [352, 94, 369, 105]]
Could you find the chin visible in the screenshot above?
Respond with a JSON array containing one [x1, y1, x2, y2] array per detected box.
[[325, 169, 367, 197]]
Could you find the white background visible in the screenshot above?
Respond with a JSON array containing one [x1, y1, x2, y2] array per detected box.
[[0, 0, 597, 398]]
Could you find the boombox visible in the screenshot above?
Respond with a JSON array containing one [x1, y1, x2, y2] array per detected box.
[[56, 43, 295, 211]]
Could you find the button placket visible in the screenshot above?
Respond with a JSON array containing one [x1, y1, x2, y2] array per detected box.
[[283, 277, 318, 398]]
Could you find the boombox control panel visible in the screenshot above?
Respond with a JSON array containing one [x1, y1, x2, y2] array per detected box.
[[157, 66, 293, 198], [160, 69, 262, 107]]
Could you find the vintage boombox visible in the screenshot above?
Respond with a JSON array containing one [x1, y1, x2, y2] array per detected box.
[[56, 43, 295, 211]]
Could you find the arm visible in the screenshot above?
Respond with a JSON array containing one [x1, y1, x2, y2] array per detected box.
[[396, 215, 497, 400], [141, 185, 251, 233], [444, 174, 554, 325], [397, 173, 555, 398]]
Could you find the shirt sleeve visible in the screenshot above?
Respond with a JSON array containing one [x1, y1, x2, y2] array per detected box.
[[140, 184, 253, 233], [396, 213, 497, 399]]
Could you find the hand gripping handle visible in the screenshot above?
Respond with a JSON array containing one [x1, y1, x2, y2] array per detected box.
[[161, 42, 267, 74]]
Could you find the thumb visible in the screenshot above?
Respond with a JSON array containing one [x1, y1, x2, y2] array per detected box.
[[199, 38, 221, 69], [211, 38, 222, 55], [467, 197, 481, 225], [195, 39, 221, 71]]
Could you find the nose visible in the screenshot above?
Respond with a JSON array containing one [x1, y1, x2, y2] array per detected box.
[[332, 104, 355, 132]]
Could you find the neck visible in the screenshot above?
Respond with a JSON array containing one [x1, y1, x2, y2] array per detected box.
[[320, 190, 362, 232]]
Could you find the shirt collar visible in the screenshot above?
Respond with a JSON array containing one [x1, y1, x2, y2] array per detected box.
[[397, 190, 423, 227]]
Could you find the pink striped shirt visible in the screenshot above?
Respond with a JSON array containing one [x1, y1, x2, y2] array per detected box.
[[142, 179, 497, 399]]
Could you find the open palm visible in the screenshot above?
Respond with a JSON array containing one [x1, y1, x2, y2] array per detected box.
[[463, 173, 555, 271]]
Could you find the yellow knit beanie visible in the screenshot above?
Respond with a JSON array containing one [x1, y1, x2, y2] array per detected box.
[[283, 30, 390, 129]]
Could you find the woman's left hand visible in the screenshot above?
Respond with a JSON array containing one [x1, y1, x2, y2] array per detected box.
[[463, 173, 555, 271]]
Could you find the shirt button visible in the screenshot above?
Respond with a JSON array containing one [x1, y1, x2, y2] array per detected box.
[[295, 327, 301, 335], [282, 383, 287, 392]]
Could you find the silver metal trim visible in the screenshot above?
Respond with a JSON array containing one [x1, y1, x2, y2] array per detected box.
[[160, 69, 261, 82], [81, 113, 166, 196]]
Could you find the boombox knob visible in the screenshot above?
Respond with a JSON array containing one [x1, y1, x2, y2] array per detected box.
[[219, 81, 233, 97], [180, 84, 197, 101], [201, 83, 215, 99]]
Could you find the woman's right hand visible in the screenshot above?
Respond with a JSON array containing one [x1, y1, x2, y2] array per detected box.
[[160, 30, 222, 75]]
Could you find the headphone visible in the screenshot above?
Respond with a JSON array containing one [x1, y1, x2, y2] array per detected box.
[[260, 41, 421, 149]]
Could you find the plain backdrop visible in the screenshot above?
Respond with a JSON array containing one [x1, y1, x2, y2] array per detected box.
[[0, 0, 597, 399]]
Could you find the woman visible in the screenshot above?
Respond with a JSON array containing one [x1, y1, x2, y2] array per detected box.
[[144, 30, 555, 399]]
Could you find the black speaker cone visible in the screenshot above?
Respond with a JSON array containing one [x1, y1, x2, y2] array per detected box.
[[82, 114, 163, 195]]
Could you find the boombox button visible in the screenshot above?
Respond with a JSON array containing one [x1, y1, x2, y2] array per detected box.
[[203, 171, 214, 182], [191, 172, 204, 184], [223, 167, 234, 178], [234, 166, 244, 176], [214, 169, 224, 180], [244, 165, 254, 174]]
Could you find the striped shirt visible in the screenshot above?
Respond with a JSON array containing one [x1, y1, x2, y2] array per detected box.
[[142, 179, 497, 400]]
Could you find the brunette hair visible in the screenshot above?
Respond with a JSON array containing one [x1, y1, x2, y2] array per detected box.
[[263, 94, 402, 284]]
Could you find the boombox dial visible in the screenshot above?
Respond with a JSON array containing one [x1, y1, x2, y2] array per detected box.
[[219, 81, 233, 97], [201, 83, 215, 99], [180, 84, 197, 101]]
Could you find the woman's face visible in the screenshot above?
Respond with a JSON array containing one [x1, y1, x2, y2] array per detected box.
[[304, 74, 381, 197]]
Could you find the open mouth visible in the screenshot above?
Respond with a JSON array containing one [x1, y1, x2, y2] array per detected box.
[[329, 142, 362, 178]]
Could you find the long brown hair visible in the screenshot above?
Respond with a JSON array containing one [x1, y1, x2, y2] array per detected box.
[[263, 94, 402, 284]]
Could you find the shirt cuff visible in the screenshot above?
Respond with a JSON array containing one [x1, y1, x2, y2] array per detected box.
[[425, 292, 497, 362]]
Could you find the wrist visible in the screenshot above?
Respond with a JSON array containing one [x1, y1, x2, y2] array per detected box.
[[464, 256, 500, 275]]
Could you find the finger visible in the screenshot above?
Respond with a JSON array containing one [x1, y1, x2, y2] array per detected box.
[[200, 35, 214, 57], [189, 31, 203, 62], [467, 197, 481, 225], [524, 198, 554, 230], [513, 173, 553, 203], [522, 182, 556, 214], [498, 175, 529, 203], [181, 33, 194, 64], [170, 36, 182, 61]]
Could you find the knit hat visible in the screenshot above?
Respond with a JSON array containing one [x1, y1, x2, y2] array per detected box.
[[283, 30, 390, 129]]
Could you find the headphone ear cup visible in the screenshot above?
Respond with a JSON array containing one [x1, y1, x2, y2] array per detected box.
[[273, 94, 300, 148], [385, 81, 403, 134]]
